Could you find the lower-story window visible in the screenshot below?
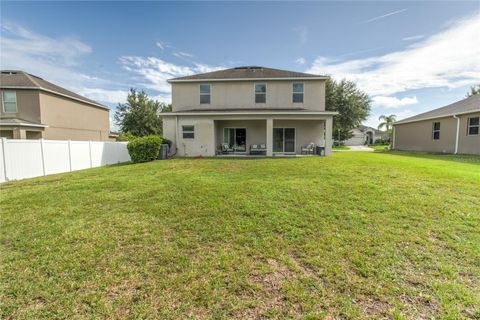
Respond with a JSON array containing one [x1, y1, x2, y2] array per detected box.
[[182, 125, 194, 139], [432, 122, 440, 140], [467, 117, 479, 135]]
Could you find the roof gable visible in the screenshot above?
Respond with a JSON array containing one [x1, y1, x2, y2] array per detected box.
[[0, 70, 108, 109], [395, 94, 480, 124]]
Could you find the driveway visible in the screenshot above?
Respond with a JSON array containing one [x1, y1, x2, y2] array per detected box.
[[335, 145, 374, 152]]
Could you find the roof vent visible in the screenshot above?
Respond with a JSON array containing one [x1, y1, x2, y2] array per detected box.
[[1, 71, 18, 75], [234, 66, 263, 70]]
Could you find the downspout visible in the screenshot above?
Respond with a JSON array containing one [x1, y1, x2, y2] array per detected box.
[[453, 115, 460, 154], [392, 126, 396, 150]]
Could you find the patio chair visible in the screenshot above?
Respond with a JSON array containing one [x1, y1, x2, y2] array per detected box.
[[301, 142, 315, 155], [220, 143, 234, 154], [250, 144, 267, 155]]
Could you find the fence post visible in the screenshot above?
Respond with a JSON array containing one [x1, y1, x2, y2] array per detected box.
[[89, 141, 93, 168], [1, 138, 8, 182], [68, 140, 72, 172], [39, 139, 46, 176]]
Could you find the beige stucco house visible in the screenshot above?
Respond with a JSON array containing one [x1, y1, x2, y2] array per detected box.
[[393, 94, 480, 155], [162, 66, 336, 157], [343, 125, 388, 146], [0, 70, 113, 141]]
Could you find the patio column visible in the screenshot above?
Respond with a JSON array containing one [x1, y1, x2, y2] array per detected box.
[[325, 117, 333, 156], [266, 118, 273, 156]]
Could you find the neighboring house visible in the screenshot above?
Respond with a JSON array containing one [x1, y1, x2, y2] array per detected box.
[[343, 125, 388, 146], [393, 94, 480, 155], [0, 70, 112, 141], [162, 66, 336, 157]]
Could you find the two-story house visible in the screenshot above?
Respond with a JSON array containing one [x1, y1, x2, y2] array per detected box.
[[0, 70, 112, 141], [163, 66, 336, 156]]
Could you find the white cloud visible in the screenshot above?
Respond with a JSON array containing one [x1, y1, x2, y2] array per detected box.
[[78, 88, 129, 104], [0, 21, 127, 105], [372, 95, 418, 108], [119, 56, 224, 96], [362, 8, 407, 24], [295, 57, 306, 65], [402, 34, 425, 41], [173, 51, 194, 59], [307, 13, 480, 96]]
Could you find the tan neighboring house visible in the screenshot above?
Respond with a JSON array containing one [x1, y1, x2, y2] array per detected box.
[[343, 125, 388, 146], [0, 70, 113, 141], [393, 94, 480, 155], [162, 66, 336, 157]]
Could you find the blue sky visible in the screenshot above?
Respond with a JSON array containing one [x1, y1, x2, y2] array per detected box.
[[1, 1, 479, 129]]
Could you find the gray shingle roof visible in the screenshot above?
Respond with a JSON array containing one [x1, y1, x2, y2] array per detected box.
[[0, 70, 108, 109], [395, 94, 480, 124], [169, 66, 328, 82]]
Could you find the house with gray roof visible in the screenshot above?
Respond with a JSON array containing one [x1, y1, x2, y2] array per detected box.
[[0, 70, 113, 141], [162, 66, 337, 156], [393, 94, 480, 155]]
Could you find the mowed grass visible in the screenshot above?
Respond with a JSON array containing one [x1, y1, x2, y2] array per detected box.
[[1, 152, 479, 319]]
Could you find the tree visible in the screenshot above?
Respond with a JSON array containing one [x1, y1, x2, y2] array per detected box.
[[377, 114, 397, 132], [466, 85, 480, 97], [114, 89, 170, 136], [378, 114, 397, 143], [326, 78, 371, 141]]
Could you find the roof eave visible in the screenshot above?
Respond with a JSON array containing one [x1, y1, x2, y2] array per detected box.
[[167, 76, 329, 83], [393, 109, 480, 125], [0, 86, 109, 110], [161, 111, 338, 116]]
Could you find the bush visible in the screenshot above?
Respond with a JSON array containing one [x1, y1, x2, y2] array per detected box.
[[373, 138, 390, 145], [127, 135, 162, 163], [117, 132, 137, 142]]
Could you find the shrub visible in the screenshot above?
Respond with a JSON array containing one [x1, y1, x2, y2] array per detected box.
[[127, 135, 162, 163], [117, 132, 137, 142]]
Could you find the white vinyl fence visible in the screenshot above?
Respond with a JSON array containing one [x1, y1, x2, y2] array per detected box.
[[0, 138, 131, 183]]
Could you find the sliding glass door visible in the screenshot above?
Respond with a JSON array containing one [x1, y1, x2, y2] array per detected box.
[[223, 128, 246, 152], [273, 128, 295, 153]]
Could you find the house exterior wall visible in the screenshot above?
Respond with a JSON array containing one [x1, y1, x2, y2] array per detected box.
[[458, 112, 480, 155], [215, 120, 266, 149], [273, 120, 325, 154], [39, 92, 111, 141], [163, 115, 327, 156], [163, 115, 216, 157], [394, 112, 480, 155], [171, 80, 325, 112], [344, 128, 366, 146], [0, 89, 41, 123]]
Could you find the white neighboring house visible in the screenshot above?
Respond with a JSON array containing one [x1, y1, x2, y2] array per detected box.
[[343, 125, 388, 146], [162, 66, 337, 157]]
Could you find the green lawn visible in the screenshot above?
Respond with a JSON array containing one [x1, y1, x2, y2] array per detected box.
[[1, 152, 479, 319], [369, 144, 390, 151], [332, 145, 350, 150]]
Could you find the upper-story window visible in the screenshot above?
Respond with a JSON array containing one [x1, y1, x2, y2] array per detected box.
[[293, 82, 304, 103], [255, 83, 266, 103], [2, 91, 17, 113], [200, 84, 211, 104], [468, 117, 479, 136], [432, 122, 440, 140]]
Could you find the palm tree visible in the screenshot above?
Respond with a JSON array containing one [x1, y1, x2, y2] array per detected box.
[[378, 114, 397, 132], [378, 114, 397, 145]]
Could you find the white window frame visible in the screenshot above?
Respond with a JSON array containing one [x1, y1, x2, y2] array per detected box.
[[467, 117, 479, 136], [292, 82, 304, 104], [432, 122, 440, 140], [199, 84, 211, 104], [2, 91, 17, 113], [254, 83, 267, 104], [182, 125, 195, 139]]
